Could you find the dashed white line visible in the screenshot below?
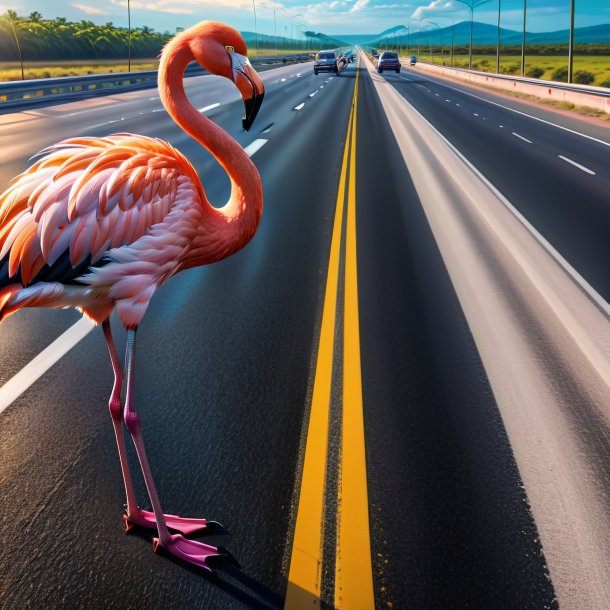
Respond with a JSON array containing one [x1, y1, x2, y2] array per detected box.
[[281, 78, 286, 82], [404, 72, 610, 148], [320, 85, 324, 89], [456, 103, 460, 106], [512, 132, 532, 143], [198, 102, 220, 113], [243, 138, 268, 157], [474, 113, 479, 116], [0, 317, 95, 415], [558, 155, 596, 175], [294, 102, 305, 110], [309, 91, 318, 98], [499, 125, 504, 128], [435, 93, 439, 96], [445, 99, 451, 102]]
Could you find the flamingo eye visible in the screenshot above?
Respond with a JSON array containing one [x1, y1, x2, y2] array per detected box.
[[225, 45, 235, 52]]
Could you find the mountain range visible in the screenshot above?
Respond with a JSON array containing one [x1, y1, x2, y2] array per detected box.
[[334, 22, 610, 47]]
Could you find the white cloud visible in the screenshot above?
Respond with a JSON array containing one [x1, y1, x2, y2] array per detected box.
[[72, 3, 108, 14], [350, 0, 370, 12]]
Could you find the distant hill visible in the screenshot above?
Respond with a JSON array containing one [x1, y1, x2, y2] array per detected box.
[[241, 30, 348, 49], [362, 21, 610, 47]]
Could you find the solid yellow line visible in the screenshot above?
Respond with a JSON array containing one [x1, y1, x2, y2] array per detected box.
[[285, 89, 357, 607], [335, 57, 375, 610]]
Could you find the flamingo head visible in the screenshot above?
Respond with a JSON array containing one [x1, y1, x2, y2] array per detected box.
[[186, 21, 265, 131]]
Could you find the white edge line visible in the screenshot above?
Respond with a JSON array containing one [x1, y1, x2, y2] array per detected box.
[[0, 317, 95, 414], [294, 103, 305, 110], [558, 155, 596, 175], [399, 73, 610, 149], [512, 132, 533, 143], [394, 93, 610, 318], [198, 102, 220, 113], [243, 138, 268, 157]]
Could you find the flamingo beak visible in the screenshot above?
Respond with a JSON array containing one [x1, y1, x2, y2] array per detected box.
[[229, 52, 265, 131]]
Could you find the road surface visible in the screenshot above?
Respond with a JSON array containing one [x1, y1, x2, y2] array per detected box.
[[0, 54, 608, 609]]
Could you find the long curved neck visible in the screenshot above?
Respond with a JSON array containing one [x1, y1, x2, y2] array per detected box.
[[158, 39, 262, 262]]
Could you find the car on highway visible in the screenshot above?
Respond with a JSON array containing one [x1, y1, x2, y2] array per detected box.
[[410, 55, 417, 65], [314, 50, 340, 75], [377, 51, 401, 74]]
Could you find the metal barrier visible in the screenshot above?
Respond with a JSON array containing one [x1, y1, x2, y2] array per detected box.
[[0, 53, 313, 112]]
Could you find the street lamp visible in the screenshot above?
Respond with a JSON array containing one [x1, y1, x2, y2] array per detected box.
[[496, 0, 501, 74], [425, 20, 444, 65], [252, 0, 259, 54], [290, 13, 304, 51], [521, 0, 527, 76], [568, 0, 575, 82], [127, 0, 131, 72], [454, 0, 491, 70]]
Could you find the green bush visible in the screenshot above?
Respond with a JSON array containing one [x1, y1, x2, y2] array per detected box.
[[552, 66, 569, 82], [573, 70, 595, 85], [526, 66, 545, 78], [600, 78, 610, 89], [502, 62, 520, 75]]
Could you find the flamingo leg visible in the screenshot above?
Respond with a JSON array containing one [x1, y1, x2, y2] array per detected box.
[[102, 321, 209, 536], [122, 329, 233, 571]]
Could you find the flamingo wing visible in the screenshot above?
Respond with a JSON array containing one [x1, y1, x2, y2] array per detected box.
[[0, 134, 202, 288]]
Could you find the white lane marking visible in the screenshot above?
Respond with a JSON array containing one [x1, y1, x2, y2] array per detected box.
[[198, 102, 220, 113], [243, 138, 268, 157], [149, 96, 158, 100], [456, 103, 460, 106], [0, 317, 95, 415], [400, 73, 610, 148], [309, 91, 318, 97], [394, 92, 610, 316], [558, 155, 596, 175], [512, 132, 532, 143], [499, 125, 504, 128], [474, 113, 479, 116], [281, 78, 287, 82], [294, 103, 305, 110], [445, 99, 451, 102], [435, 93, 439, 96], [297, 73, 302, 77], [320, 85, 324, 89]]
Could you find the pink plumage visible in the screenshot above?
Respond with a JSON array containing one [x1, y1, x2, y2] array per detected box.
[[0, 21, 265, 571]]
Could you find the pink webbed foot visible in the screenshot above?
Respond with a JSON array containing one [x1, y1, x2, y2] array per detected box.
[[153, 533, 240, 572], [124, 508, 222, 536]]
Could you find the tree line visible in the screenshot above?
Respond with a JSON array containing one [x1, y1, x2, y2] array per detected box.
[[0, 10, 171, 61]]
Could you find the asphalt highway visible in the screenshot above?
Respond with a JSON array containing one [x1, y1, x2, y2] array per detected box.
[[382, 64, 610, 303], [0, 54, 608, 609]]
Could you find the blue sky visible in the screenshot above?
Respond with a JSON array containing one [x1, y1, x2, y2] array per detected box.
[[4, 1, 609, 36]]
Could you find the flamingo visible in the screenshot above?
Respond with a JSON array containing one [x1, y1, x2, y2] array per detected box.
[[0, 21, 264, 571]]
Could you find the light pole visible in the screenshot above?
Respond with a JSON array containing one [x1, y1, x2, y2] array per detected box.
[[7, 15, 24, 80], [568, 0, 575, 82], [297, 24, 307, 50], [454, 0, 491, 70], [290, 13, 304, 51], [127, 0, 132, 72], [426, 20, 444, 65], [252, 0, 258, 54], [521, 0, 527, 76], [496, 0, 501, 73]]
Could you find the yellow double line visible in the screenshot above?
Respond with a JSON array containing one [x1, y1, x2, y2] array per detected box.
[[285, 58, 374, 610]]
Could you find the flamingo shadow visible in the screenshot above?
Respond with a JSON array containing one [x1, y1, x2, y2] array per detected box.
[[128, 526, 284, 609]]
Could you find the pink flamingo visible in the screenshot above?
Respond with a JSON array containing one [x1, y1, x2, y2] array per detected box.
[[0, 21, 264, 571]]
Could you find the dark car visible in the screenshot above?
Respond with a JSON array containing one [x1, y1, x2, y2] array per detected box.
[[314, 50, 340, 75], [377, 51, 401, 74], [409, 55, 417, 65]]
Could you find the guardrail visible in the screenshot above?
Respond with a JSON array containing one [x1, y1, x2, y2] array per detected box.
[[408, 61, 610, 114], [0, 53, 313, 112]]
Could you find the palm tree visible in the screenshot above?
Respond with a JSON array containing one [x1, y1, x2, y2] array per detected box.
[[454, 0, 491, 69]]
